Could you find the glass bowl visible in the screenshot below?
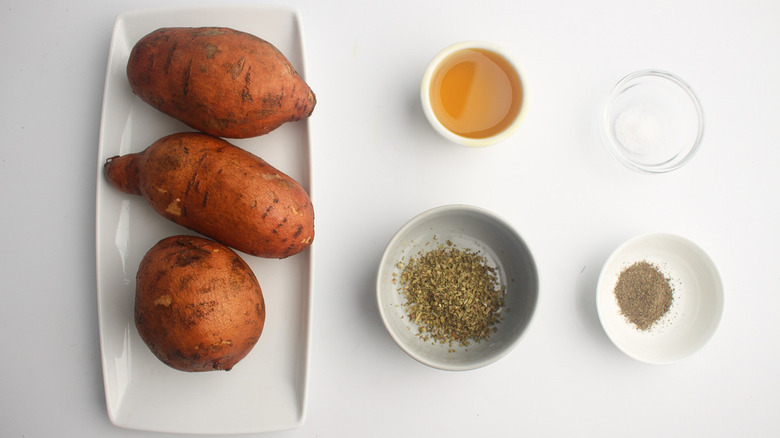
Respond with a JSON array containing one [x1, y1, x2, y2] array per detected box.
[[601, 70, 704, 173]]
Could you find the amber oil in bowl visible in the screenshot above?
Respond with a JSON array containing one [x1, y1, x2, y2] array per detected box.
[[422, 41, 525, 147]]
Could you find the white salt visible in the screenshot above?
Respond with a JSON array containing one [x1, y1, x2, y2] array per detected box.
[[613, 105, 669, 155]]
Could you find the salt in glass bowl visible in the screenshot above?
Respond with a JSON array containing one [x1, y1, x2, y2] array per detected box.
[[376, 205, 539, 371], [596, 233, 724, 364], [601, 70, 704, 173]]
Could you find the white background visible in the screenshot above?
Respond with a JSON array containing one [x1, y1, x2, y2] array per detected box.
[[2, 0, 779, 436]]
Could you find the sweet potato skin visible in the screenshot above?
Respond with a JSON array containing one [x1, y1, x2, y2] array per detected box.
[[127, 27, 316, 138], [135, 235, 265, 372], [104, 132, 314, 258]]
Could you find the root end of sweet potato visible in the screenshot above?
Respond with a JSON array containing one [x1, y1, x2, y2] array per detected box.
[[104, 154, 142, 195]]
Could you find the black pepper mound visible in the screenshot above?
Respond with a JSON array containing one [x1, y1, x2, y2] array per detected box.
[[397, 241, 506, 349], [614, 260, 674, 331]]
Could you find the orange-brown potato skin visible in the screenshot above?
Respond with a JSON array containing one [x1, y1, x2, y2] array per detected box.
[[127, 27, 316, 138], [135, 235, 265, 372], [104, 132, 314, 258]]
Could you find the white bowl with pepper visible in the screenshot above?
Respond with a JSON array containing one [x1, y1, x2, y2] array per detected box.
[[597, 233, 724, 364], [376, 204, 539, 371]]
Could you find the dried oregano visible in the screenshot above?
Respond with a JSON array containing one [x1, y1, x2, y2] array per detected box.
[[397, 241, 505, 348]]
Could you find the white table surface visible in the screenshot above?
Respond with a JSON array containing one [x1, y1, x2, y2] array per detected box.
[[2, 0, 779, 436]]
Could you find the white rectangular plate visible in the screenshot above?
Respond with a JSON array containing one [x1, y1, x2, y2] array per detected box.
[[95, 6, 313, 434]]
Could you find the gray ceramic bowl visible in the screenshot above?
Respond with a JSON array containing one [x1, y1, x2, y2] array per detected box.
[[376, 205, 538, 371]]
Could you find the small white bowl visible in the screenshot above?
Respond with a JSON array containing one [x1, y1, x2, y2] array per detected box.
[[601, 70, 704, 173], [421, 41, 526, 147], [597, 233, 724, 364], [376, 205, 538, 371]]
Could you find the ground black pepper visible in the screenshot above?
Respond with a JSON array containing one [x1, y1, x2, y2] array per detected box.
[[614, 260, 674, 330]]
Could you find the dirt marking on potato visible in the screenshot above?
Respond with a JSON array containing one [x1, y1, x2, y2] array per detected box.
[[154, 294, 172, 307], [166, 199, 182, 216]]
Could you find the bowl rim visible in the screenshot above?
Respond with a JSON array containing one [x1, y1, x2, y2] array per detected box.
[[420, 41, 527, 148], [375, 204, 539, 371], [600, 69, 705, 173], [596, 232, 724, 364]]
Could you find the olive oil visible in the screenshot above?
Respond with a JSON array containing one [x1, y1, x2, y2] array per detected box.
[[430, 48, 523, 139]]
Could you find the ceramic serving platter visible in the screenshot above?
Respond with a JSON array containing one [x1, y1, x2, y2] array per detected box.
[[95, 5, 313, 434]]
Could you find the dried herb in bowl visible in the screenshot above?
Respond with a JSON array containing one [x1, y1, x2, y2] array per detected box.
[[396, 241, 506, 349]]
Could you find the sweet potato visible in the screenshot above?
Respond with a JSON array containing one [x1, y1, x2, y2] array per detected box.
[[135, 235, 265, 372], [104, 132, 314, 258], [127, 27, 316, 138]]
